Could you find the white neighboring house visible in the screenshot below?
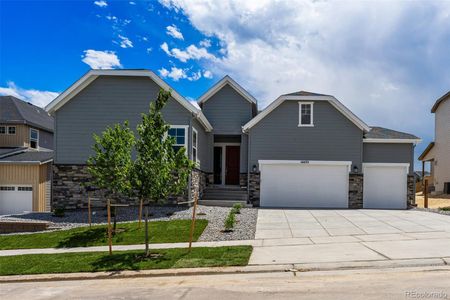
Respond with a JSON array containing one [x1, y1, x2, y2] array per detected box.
[[419, 91, 450, 195]]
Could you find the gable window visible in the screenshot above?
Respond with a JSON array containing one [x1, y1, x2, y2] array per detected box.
[[192, 128, 198, 165], [0, 126, 5, 134], [30, 128, 39, 149], [168, 125, 188, 154], [299, 102, 314, 126], [7, 126, 16, 135]]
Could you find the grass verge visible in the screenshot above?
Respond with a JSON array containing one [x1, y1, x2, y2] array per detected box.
[[0, 219, 208, 250], [0, 246, 252, 276]]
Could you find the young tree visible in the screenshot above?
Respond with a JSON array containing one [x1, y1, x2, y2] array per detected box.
[[87, 121, 135, 232], [133, 89, 194, 256]]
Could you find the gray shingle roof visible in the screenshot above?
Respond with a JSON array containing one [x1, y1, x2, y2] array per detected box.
[[365, 127, 419, 140], [283, 91, 331, 97], [0, 96, 54, 132], [0, 149, 53, 163], [0, 147, 27, 158]]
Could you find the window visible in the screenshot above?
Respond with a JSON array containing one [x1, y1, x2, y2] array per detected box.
[[7, 126, 16, 135], [299, 102, 314, 126], [0, 126, 5, 134], [18, 186, 33, 191], [0, 186, 15, 191], [168, 125, 188, 153], [192, 128, 198, 164], [30, 128, 39, 149]]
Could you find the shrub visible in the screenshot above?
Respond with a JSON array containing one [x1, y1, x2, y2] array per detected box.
[[232, 203, 243, 214], [439, 206, 450, 211], [224, 211, 236, 231], [52, 207, 65, 218]]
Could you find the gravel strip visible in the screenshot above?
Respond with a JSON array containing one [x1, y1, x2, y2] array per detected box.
[[413, 207, 450, 216], [0, 205, 258, 241]]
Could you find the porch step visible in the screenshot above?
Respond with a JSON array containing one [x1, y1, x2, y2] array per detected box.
[[202, 187, 248, 201], [198, 199, 251, 207]]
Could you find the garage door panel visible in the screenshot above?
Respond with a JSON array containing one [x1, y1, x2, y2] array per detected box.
[[260, 162, 350, 208], [363, 164, 408, 209], [0, 186, 33, 215]]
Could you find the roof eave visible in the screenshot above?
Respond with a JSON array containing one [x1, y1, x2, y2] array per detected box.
[[363, 138, 422, 144]]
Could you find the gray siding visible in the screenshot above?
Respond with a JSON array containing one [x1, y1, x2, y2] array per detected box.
[[39, 129, 53, 150], [55, 76, 194, 164], [248, 101, 363, 170], [363, 143, 414, 174], [192, 118, 212, 172], [201, 84, 253, 134]]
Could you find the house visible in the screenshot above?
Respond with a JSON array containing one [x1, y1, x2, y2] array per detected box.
[[46, 69, 420, 210], [419, 91, 450, 195], [0, 96, 54, 215]]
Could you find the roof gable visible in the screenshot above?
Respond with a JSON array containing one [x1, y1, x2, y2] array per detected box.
[[45, 69, 212, 132], [197, 75, 257, 105], [431, 91, 450, 113], [243, 94, 370, 132], [0, 96, 54, 132]]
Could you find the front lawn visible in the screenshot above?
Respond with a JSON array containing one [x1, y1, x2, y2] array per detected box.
[[0, 246, 252, 276], [0, 219, 208, 250]]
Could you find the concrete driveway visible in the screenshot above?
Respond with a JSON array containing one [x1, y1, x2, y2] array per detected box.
[[250, 209, 450, 265]]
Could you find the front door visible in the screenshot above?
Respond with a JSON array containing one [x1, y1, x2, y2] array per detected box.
[[225, 146, 240, 185]]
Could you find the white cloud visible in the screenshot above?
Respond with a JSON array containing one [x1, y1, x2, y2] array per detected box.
[[159, 67, 186, 81], [159, 1, 450, 157], [199, 39, 211, 48], [146, 47, 153, 54], [106, 15, 117, 21], [158, 67, 202, 82], [129, 1, 136, 5], [81, 50, 122, 69], [94, 0, 107, 7], [160, 42, 215, 62], [203, 70, 213, 79], [0, 82, 59, 107], [118, 35, 133, 48], [166, 24, 184, 40]]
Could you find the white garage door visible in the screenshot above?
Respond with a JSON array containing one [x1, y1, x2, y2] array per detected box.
[[259, 160, 351, 208], [0, 186, 33, 215], [363, 163, 409, 209]]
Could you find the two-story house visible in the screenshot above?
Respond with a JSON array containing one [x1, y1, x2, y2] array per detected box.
[[419, 91, 450, 195], [46, 69, 420, 210], [0, 96, 53, 214]]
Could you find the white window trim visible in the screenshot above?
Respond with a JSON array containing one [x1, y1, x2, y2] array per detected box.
[[30, 128, 39, 149], [298, 102, 314, 127], [192, 128, 199, 166], [169, 125, 189, 155], [213, 142, 241, 186], [0, 125, 6, 135], [7, 126, 16, 135]]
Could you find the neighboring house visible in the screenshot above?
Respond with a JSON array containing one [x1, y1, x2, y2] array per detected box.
[[46, 69, 420, 210], [419, 91, 450, 195], [0, 96, 54, 215]]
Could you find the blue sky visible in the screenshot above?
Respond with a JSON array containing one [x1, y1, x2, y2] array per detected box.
[[1, 0, 450, 169]]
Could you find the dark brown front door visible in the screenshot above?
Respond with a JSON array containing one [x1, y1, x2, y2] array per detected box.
[[225, 146, 240, 185]]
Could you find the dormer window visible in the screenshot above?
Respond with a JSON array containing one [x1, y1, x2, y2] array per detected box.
[[30, 128, 39, 149], [299, 102, 314, 127]]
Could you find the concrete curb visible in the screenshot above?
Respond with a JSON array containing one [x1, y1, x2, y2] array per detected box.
[[1, 257, 449, 283]]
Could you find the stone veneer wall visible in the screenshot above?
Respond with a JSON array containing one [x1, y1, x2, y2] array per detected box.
[[248, 172, 260, 206], [53, 164, 206, 210], [407, 174, 415, 207], [348, 173, 363, 208]]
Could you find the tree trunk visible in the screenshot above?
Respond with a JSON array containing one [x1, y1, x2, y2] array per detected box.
[[138, 198, 143, 228], [144, 203, 149, 257]]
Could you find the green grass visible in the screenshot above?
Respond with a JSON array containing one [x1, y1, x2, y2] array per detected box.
[[0, 219, 208, 250], [0, 246, 252, 276]]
